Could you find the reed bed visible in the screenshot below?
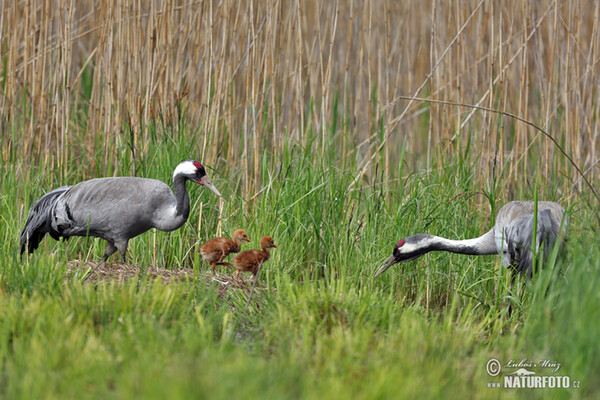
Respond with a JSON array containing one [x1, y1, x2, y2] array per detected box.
[[1, 0, 599, 205]]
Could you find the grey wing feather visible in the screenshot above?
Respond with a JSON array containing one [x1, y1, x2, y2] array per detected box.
[[53, 177, 174, 240], [19, 186, 71, 255], [495, 201, 566, 227], [494, 201, 567, 255], [504, 207, 566, 278]]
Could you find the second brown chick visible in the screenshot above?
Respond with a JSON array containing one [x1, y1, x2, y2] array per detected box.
[[200, 229, 251, 273], [233, 236, 277, 281]]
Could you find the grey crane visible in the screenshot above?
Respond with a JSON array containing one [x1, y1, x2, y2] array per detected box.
[[20, 160, 221, 261], [376, 201, 568, 279]]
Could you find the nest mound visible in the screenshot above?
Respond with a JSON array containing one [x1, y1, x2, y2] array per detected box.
[[65, 260, 262, 295]]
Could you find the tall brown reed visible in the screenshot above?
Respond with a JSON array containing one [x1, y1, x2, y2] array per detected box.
[[1, 0, 599, 205]]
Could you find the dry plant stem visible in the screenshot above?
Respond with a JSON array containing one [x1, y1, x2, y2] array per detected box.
[[349, 0, 485, 188], [3, 1, 599, 207], [388, 96, 599, 204]]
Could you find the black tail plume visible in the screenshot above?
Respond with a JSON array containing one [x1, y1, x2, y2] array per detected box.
[[19, 186, 71, 256]]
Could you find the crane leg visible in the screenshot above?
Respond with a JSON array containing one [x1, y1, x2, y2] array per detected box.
[[102, 241, 118, 262], [116, 241, 128, 263]]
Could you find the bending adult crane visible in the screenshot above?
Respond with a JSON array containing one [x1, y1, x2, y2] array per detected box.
[[20, 160, 221, 261], [376, 201, 568, 279]]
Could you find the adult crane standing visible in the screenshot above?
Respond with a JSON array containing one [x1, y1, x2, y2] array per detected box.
[[20, 160, 221, 262], [376, 201, 568, 279]]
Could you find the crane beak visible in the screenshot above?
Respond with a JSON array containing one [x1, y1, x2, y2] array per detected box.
[[375, 255, 398, 277], [199, 176, 222, 197]]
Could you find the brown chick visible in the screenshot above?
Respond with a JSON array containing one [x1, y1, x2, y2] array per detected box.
[[233, 236, 277, 281], [200, 229, 251, 273]]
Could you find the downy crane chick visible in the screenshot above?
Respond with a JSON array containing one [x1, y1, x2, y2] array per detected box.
[[233, 236, 277, 281], [200, 229, 251, 273]]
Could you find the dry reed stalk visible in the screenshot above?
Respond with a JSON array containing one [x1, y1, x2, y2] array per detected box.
[[1, 0, 599, 205], [428, 0, 436, 172]]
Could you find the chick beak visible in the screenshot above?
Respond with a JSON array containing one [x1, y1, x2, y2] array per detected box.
[[375, 254, 398, 277]]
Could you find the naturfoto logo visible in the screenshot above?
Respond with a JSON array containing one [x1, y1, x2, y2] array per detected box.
[[485, 358, 581, 390]]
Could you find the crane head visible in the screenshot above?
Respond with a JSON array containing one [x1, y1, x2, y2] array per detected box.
[[375, 235, 430, 277], [174, 160, 222, 197]]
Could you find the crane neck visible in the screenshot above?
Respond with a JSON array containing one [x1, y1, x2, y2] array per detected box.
[[173, 174, 191, 219], [427, 230, 498, 256]]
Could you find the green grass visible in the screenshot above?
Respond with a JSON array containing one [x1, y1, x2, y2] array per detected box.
[[1, 134, 599, 399]]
